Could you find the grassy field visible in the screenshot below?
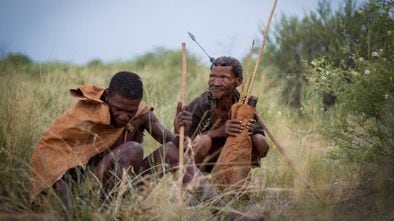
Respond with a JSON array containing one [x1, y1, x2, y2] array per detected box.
[[0, 58, 391, 221]]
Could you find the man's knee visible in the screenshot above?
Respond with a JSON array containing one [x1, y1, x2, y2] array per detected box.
[[165, 142, 179, 165], [251, 135, 266, 167], [252, 133, 269, 159], [193, 134, 212, 163], [117, 141, 144, 161], [110, 141, 144, 174]]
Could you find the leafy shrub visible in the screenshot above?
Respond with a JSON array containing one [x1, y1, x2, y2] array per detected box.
[[304, 0, 393, 166], [1, 53, 32, 65], [305, 54, 393, 165]]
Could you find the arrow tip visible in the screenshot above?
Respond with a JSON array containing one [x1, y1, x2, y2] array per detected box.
[[187, 32, 196, 41]]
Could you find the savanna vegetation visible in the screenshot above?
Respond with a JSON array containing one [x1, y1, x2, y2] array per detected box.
[[0, 0, 392, 220]]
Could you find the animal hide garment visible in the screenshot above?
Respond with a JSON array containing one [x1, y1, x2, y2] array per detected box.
[[212, 102, 255, 190]]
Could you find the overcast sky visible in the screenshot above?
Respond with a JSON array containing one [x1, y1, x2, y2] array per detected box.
[[0, 0, 365, 65]]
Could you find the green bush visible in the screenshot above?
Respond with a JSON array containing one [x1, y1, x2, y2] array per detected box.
[[1, 53, 32, 65], [305, 54, 393, 164], [304, 0, 393, 166]]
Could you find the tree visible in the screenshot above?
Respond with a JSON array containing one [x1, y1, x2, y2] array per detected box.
[[1, 53, 32, 65], [305, 0, 394, 165], [265, 0, 376, 110]]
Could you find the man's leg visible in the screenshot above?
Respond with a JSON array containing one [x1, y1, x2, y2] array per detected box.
[[140, 142, 179, 175], [141, 141, 216, 203], [53, 178, 71, 207], [192, 134, 213, 165], [53, 166, 85, 207], [251, 133, 269, 167], [141, 141, 208, 184], [94, 141, 144, 192]]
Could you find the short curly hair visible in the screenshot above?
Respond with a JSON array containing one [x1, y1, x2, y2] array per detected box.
[[210, 56, 243, 78], [108, 71, 143, 100]]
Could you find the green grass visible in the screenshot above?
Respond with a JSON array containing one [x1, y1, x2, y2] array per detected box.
[[0, 59, 391, 220]]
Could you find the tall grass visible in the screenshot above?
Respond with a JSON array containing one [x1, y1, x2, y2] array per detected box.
[[0, 58, 388, 220]]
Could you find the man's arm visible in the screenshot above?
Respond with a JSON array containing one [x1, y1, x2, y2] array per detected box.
[[205, 119, 245, 138], [174, 102, 193, 135]]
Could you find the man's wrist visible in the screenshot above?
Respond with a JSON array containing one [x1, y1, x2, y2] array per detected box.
[[173, 134, 180, 147], [205, 130, 218, 139]]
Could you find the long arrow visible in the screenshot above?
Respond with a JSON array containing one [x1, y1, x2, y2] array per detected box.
[[188, 32, 215, 63]]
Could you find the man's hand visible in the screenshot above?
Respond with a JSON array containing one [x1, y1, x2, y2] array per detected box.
[[224, 119, 244, 137], [206, 119, 244, 138], [209, 118, 258, 138], [174, 102, 192, 134], [246, 119, 260, 136]]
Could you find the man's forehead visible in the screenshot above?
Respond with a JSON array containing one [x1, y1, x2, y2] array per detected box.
[[109, 93, 140, 107], [211, 65, 233, 74]]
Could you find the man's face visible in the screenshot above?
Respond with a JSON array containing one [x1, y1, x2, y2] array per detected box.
[[208, 66, 242, 99], [106, 92, 140, 127]]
